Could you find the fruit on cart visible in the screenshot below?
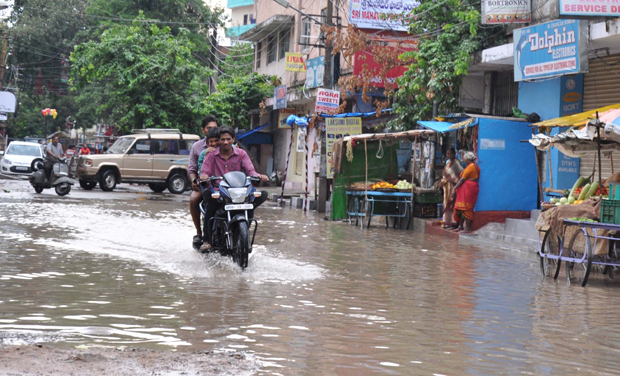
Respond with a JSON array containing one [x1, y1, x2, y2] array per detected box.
[[395, 180, 413, 189], [585, 182, 599, 199], [371, 181, 396, 190], [568, 196, 575, 204], [578, 183, 591, 201], [560, 197, 568, 204], [550, 198, 560, 204], [569, 176, 589, 198]]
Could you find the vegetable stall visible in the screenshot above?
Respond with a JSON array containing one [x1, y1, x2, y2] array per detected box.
[[532, 106, 620, 286]]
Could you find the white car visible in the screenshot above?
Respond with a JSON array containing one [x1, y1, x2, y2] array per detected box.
[[0, 141, 45, 177]]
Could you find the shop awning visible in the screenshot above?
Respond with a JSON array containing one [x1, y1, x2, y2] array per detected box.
[[237, 15, 294, 42], [417, 117, 478, 133], [320, 108, 393, 118], [237, 123, 271, 142], [531, 103, 620, 128]]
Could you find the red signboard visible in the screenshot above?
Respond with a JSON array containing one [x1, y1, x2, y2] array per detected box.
[[353, 46, 414, 88]]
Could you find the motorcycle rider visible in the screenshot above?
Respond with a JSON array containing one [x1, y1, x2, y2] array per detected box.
[[199, 126, 269, 251], [44, 136, 64, 180], [188, 115, 219, 249]]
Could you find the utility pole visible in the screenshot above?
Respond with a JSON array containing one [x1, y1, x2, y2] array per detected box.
[[317, 0, 333, 214], [0, 32, 8, 91]]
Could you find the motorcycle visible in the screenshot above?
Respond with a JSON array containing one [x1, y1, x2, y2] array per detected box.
[[198, 171, 262, 269], [29, 157, 74, 196]]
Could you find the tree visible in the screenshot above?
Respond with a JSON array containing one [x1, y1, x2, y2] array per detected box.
[[70, 15, 212, 133], [204, 73, 276, 129], [394, 0, 505, 127]]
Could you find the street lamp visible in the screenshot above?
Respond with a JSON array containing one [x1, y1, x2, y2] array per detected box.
[[41, 108, 57, 139]]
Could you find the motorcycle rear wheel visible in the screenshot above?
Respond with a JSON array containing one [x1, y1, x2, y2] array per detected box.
[[232, 221, 250, 269], [55, 183, 71, 196]]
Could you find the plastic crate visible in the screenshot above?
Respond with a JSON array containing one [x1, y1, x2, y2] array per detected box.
[[600, 199, 620, 224], [413, 203, 438, 218], [415, 191, 442, 204], [610, 181, 620, 200]]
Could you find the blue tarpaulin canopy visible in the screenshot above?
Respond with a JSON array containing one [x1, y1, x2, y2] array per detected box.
[[321, 108, 393, 118], [417, 118, 478, 133], [236, 123, 272, 144]]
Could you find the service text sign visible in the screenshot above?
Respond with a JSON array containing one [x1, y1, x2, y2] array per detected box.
[[482, 0, 531, 24], [326, 117, 362, 178], [514, 19, 588, 82], [560, 0, 620, 16], [315, 88, 340, 114]]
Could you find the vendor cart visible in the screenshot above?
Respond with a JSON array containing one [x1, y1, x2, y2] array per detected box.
[[346, 190, 414, 229]]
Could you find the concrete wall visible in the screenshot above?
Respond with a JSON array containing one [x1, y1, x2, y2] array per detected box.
[[230, 5, 253, 26]]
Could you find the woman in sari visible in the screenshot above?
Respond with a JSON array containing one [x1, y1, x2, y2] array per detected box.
[[452, 152, 480, 234], [441, 147, 463, 228]]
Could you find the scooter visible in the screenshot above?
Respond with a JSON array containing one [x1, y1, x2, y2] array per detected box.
[[29, 157, 74, 196], [198, 172, 261, 269]]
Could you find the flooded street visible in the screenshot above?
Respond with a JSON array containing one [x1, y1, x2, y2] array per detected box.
[[3, 181, 620, 375]]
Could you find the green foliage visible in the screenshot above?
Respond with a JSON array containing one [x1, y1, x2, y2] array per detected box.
[[205, 73, 276, 129], [221, 43, 254, 78], [70, 14, 212, 133], [392, 0, 505, 129]]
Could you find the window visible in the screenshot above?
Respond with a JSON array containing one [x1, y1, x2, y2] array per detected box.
[[243, 14, 248, 25], [153, 140, 178, 155], [131, 140, 152, 154], [279, 29, 290, 60], [178, 140, 195, 155], [300, 17, 312, 46], [256, 42, 262, 68], [267, 36, 276, 64]]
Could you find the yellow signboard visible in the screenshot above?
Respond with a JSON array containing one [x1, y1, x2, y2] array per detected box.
[[326, 117, 362, 179], [285, 52, 306, 72]]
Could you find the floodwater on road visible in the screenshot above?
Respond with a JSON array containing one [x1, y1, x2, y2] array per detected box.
[[2, 184, 620, 375]]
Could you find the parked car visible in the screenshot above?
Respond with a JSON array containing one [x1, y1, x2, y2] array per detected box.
[[0, 141, 44, 177], [76, 129, 199, 193]]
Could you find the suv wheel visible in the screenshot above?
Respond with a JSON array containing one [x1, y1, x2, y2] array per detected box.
[[99, 170, 117, 191], [79, 180, 97, 190], [168, 173, 187, 194], [148, 183, 167, 193]]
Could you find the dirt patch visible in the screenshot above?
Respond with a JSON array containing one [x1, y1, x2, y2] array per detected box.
[[0, 345, 258, 375]]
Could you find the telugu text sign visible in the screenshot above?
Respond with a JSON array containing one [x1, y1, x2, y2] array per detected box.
[[482, 0, 531, 24], [326, 117, 362, 179], [513, 19, 588, 82], [315, 88, 340, 115], [560, 0, 620, 16], [349, 0, 418, 31]]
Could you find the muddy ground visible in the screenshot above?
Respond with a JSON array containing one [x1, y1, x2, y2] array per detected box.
[[0, 345, 256, 375]]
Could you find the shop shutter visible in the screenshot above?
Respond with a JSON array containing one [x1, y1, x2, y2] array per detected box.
[[579, 54, 620, 178]]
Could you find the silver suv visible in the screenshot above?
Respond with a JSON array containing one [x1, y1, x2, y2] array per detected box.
[[76, 129, 199, 194]]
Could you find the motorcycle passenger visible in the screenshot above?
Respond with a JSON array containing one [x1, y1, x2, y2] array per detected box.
[[44, 137, 64, 180], [199, 126, 269, 251], [188, 115, 219, 249]]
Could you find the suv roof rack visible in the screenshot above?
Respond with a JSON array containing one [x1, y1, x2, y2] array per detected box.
[[131, 129, 182, 134]]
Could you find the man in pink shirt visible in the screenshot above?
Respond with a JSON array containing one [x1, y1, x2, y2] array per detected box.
[[199, 126, 268, 251]]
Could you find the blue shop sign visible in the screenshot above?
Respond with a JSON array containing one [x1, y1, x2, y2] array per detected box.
[[514, 19, 588, 82], [274, 85, 287, 110], [305, 56, 325, 89]]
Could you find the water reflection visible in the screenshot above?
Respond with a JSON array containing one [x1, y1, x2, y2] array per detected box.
[[3, 197, 620, 374]]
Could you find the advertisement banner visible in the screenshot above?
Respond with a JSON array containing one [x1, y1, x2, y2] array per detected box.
[[349, 0, 418, 31], [513, 19, 588, 82], [296, 127, 306, 152], [315, 88, 340, 114], [482, 0, 531, 24], [326, 117, 362, 178], [285, 52, 306, 72], [560, 0, 620, 16], [353, 47, 413, 88], [274, 85, 287, 110], [560, 74, 583, 116], [278, 108, 296, 129], [305, 56, 325, 89]]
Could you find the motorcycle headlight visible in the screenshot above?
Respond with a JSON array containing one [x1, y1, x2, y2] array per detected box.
[[228, 188, 248, 204]]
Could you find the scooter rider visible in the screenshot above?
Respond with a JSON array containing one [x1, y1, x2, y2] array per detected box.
[[199, 126, 269, 251], [44, 137, 64, 180]]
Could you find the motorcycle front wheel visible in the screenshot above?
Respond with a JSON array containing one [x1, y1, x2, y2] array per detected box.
[[55, 183, 71, 196], [232, 221, 250, 269]]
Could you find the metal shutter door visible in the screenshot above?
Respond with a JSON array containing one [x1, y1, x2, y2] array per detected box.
[[579, 54, 620, 178]]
